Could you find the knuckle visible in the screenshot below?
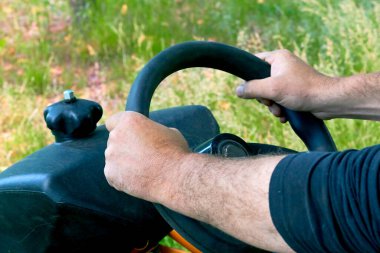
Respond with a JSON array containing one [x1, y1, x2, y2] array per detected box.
[[107, 131, 119, 147], [104, 167, 120, 190], [279, 49, 291, 56], [115, 112, 133, 126], [104, 147, 112, 159], [104, 165, 113, 181], [108, 130, 117, 140], [120, 113, 131, 124], [170, 127, 181, 135], [276, 49, 293, 59], [124, 112, 142, 127]]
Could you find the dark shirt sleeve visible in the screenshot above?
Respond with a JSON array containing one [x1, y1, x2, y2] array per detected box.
[[269, 145, 380, 253]]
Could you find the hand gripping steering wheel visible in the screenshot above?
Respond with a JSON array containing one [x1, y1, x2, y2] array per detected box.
[[126, 41, 337, 252]]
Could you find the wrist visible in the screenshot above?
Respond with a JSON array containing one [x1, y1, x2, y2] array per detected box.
[[308, 75, 344, 118], [156, 151, 195, 206], [314, 74, 380, 120]]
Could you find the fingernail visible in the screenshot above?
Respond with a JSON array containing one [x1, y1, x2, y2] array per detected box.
[[236, 85, 244, 97]]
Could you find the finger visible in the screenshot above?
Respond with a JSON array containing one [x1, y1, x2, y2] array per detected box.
[[236, 79, 274, 100], [268, 104, 284, 117], [169, 127, 181, 134], [268, 107, 278, 117], [258, 98, 273, 106], [255, 51, 272, 61], [256, 49, 294, 64], [255, 51, 276, 64], [279, 116, 288, 124], [105, 111, 125, 131]]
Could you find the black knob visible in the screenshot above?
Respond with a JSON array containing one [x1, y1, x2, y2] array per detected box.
[[44, 90, 103, 142]]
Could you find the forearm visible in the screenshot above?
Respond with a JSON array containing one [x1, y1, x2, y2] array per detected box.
[[160, 153, 293, 253], [104, 112, 291, 252], [316, 72, 380, 120]]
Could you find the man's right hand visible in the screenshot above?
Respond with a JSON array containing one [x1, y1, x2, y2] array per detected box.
[[237, 49, 380, 122], [236, 49, 337, 122]]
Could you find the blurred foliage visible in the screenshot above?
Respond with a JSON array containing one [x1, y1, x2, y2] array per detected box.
[[0, 0, 379, 179]]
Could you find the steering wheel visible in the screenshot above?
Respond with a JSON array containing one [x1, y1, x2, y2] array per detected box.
[[126, 41, 337, 252]]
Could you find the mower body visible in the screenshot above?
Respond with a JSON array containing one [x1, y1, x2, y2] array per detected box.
[[0, 105, 220, 253]]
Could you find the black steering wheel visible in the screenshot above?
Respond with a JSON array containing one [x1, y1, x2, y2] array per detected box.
[[126, 41, 337, 252]]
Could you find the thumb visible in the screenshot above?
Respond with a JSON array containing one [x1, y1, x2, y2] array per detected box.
[[236, 78, 275, 100]]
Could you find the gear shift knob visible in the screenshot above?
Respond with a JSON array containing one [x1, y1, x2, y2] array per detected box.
[[44, 90, 103, 142]]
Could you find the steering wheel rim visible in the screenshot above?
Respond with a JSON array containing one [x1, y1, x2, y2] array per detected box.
[[126, 41, 336, 152]]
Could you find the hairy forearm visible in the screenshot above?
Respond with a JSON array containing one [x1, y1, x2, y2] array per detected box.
[[160, 153, 293, 253], [319, 72, 380, 120]]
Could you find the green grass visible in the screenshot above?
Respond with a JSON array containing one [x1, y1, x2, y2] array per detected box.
[[0, 0, 379, 248], [0, 0, 380, 167]]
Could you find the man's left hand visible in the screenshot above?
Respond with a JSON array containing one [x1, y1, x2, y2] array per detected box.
[[104, 111, 190, 203]]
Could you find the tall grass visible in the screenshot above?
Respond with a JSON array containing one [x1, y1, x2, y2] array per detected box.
[[1, 0, 379, 167]]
